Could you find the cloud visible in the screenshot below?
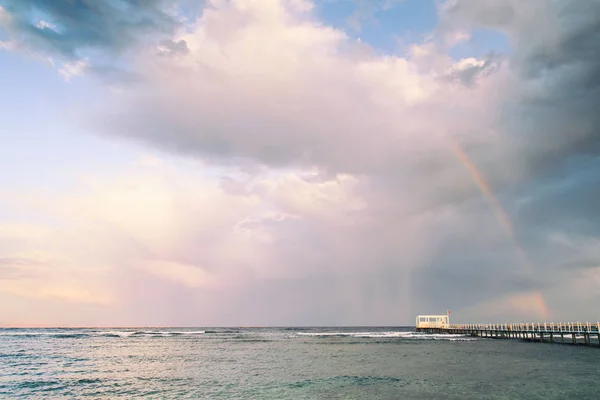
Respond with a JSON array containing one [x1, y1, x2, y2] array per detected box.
[[0, 0, 177, 59], [0, 0, 179, 80], [1, 150, 596, 324], [1, 0, 599, 324], [1, 161, 415, 325], [57, 58, 89, 80], [157, 38, 189, 56], [443, 54, 503, 86], [438, 0, 600, 175], [96, 0, 542, 228], [0, 249, 113, 305], [137, 260, 215, 288], [104, 0, 466, 180]]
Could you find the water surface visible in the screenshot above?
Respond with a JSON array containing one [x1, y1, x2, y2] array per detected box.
[[1, 327, 598, 399]]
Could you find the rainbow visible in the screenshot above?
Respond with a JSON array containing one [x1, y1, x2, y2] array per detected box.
[[449, 140, 549, 319]]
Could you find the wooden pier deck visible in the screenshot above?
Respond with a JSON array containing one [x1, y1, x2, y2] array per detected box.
[[417, 322, 600, 346]]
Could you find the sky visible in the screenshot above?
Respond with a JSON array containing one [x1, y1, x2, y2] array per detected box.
[[0, 0, 599, 327]]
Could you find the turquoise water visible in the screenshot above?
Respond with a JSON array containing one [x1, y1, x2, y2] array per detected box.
[[1, 327, 599, 399]]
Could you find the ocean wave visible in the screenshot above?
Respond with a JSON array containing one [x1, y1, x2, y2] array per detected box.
[[0, 332, 89, 338], [16, 379, 63, 389], [49, 334, 89, 339], [287, 375, 403, 389], [296, 331, 475, 341], [0, 330, 206, 338], [117, 330, 206, 337], [0, 332, 53, 336], [0, 329, 476, 341]]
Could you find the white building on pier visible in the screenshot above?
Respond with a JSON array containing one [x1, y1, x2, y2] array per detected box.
[[416, 314, 449, 329]]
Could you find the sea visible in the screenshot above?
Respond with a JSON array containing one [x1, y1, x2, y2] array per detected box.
[[1, 326, 599, 399]]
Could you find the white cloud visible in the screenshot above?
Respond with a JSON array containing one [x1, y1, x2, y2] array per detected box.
[[58, 58, 90, 81], [107, 0, 500, 186], [0, 161, 367, 292], [36, 20, 56, 30], [452, 57, 485, 71]]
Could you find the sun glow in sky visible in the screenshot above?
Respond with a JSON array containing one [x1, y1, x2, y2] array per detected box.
[[1, 0, 599, 327]]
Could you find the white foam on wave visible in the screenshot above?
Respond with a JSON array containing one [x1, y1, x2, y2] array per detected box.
[[0, 331, 92, 337], [97, 331, 136, 337], [98, 330, 206, 337], [0, 330, 207, 338], [296, 331, 475, 341]]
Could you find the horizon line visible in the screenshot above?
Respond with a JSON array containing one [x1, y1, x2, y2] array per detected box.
[[0, 325, 418, 329]]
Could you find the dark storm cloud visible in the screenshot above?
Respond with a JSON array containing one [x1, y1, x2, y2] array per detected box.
[[416, 0, 600, 302], [0, 0, 177, 59], [442, 0, 600, 177], [514, 22, 600, 182], [516, 157, 600, 238]]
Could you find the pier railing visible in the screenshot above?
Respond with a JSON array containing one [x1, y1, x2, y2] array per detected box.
[[416, 321, 600, 346], [448, 322, 600, 333]]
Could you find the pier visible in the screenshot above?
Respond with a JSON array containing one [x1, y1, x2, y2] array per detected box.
[[416, 315, 600, 346]]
